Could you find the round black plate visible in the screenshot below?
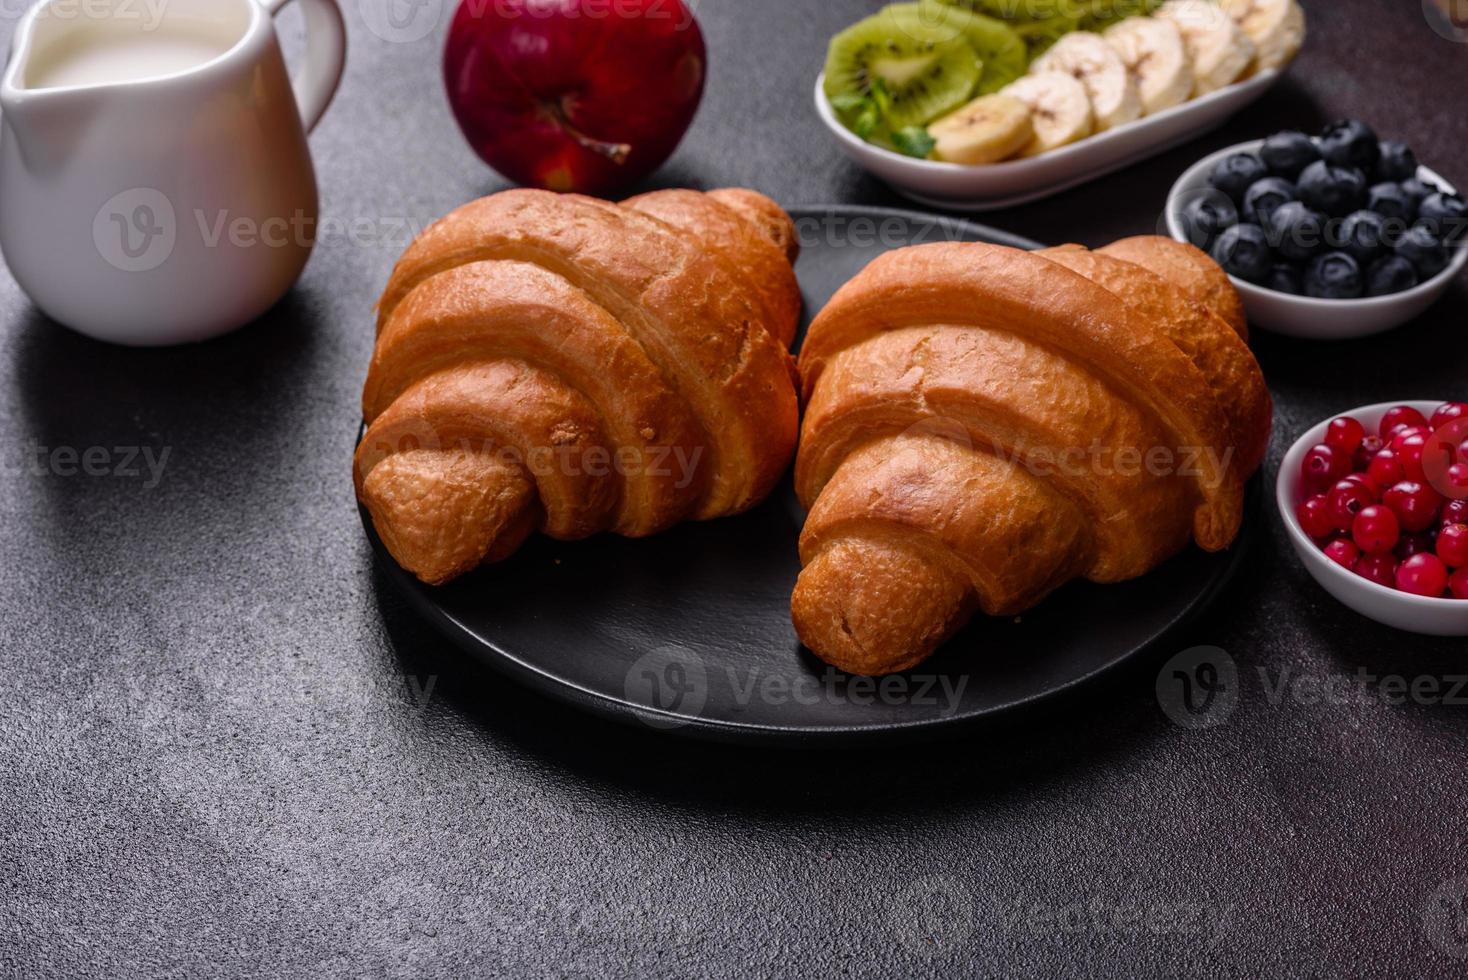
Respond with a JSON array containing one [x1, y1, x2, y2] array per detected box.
[[363, 205, 1255, 745]]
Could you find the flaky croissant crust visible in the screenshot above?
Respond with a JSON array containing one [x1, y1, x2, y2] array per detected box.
[[357, 188, 801, 585], [792, 237, 1270, 676]]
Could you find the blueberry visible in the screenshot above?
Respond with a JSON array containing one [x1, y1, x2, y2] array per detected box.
[[1211, 223, 1273, 283], [1318, 120, 1380, 174], [1209, 152, 1268, 204], [1297, 160, 1368, 216], [1365, 255, 1420, 296], [1376, 140, 1418, 182], [1401, 177, 1439, 207], [1304, 251, 1364, 299], [1264, 262, 1303, 295], [1242, 177, 1296, 227], [1395, 224, 1450, 279], [1268, 200, 1327, 262], [1334, 210, 1390, 265], [1367, 182, 1416, 223], [1418, 192, 1468, 241], [1259, 130, 1320, 178], [1179, 192, 1239, 250]]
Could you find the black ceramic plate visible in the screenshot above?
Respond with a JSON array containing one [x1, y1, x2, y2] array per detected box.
[[363, 205, 1255, 745]]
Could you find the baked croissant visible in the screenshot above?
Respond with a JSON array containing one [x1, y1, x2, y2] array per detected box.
[[792, 235, 1270, 676], [356, 188, 802, 585]]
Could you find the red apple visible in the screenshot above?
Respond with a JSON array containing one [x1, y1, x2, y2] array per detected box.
[[444, 0, 707, 196]]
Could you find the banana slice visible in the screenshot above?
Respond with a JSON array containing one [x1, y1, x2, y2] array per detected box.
[[1000, 73, 1094, 156], [1103, 16, 1194, 116], [1156, 0, 1257, 96], [928, 93, 1035, 164], [1221, 0, 1306, 72], [1031, 31, 1142, 132]]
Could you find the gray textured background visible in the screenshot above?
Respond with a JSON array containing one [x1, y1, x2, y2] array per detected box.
[[4, 0, 1468, 976]]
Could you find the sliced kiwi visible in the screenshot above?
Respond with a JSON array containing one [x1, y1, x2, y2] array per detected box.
[[824, 9, 983, 132], [927, 0, 1084, 59], [1076, 0, 1162, 30], [892, 1, 1030, 93], [1012, 12, 1081, 58], [932, 0, 1085, 22]]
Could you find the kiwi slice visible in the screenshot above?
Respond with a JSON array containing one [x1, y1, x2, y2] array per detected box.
[[1076, 0, 1161, 30], [823, 9, 982, 132], [933, 0, 1085, 22], [892, 1, 1030, 93], [927, 0, 1084, 59], [1012, 12, 1081, 58]]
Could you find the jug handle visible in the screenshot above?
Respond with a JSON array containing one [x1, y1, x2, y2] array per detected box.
[[263, 0, 346, 134]]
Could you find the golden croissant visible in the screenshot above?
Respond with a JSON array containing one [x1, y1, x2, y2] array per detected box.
[[356, 188, 802, 585], [792, 235, 1271, 676]]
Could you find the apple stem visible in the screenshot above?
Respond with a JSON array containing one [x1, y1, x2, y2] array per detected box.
[[545, 99, 632, 166]]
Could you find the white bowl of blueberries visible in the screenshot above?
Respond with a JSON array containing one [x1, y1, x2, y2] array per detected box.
[[1166, 120, 1467, 339]]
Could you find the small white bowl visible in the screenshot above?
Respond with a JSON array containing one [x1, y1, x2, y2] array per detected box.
[[1277, 401, 1468, 636], [814, 69, 1280, 212], [1166, 140, 1468, 339]]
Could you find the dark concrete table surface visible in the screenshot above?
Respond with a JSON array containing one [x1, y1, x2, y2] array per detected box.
[[3, 1, 1467, 976]]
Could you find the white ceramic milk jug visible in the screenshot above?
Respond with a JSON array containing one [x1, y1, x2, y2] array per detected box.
[[0, 0, 345, 345]]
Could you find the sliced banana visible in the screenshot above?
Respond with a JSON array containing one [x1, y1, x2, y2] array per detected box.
[[1031, 31, 1142, 132], [1156, 0, 1257, 96], [928, 93, 1035, 165], [1221, 0, 1306, 72], [1000, 73, 1094, 156], [1103, 16, 1194, 116]]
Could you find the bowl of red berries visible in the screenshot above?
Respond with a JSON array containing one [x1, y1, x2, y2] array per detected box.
[[1278, 400, 1468, 634], [1167, 122, 1467, 340]]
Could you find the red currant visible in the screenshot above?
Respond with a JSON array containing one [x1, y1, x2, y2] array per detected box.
[[1451, 567, 1468, 600], [1398, 533, 1436, 560], [1366, 449, 1406, 489], [1354, 553, 1399, 588], [1383, 481, 1443, 533], [1354, 434, 1386, 471], [1391, 426, 1431, 449], [1352, 504, 1401, 554], [1296, 494, 1335, 539], [1380, 405, 1429, 438], [1443, 498, 1468, 526], [1301, 443, 1351, 494], [1393, 433, 1430, 482], [1443, 463, 1468, 498], [1325, 416, 1366, 454], [1438, 524, 1468, 568], [1430, 402, 1468, 431], [1328, 479, 1379, 530], [1324, 538, 1360, 569], [1397, 553, 1450, 597]]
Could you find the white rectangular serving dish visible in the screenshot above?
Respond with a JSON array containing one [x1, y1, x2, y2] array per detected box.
[[814, 68, 1281, 212]]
